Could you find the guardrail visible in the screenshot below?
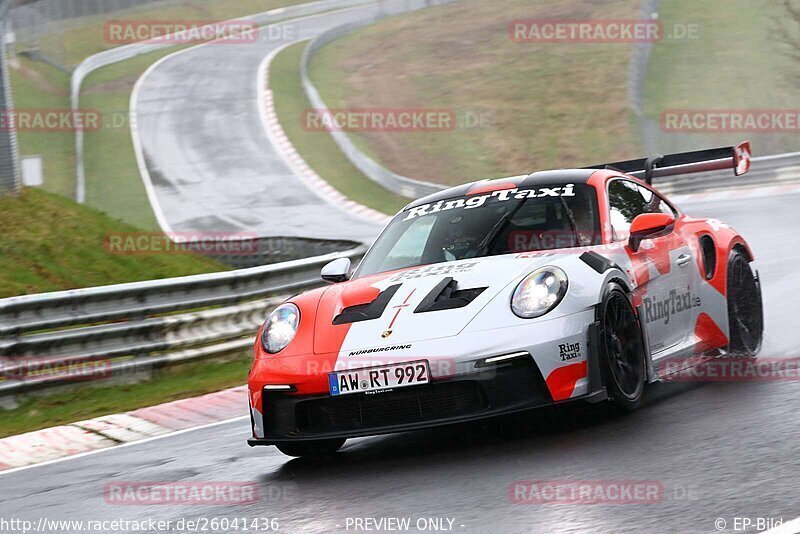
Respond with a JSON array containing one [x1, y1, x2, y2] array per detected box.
[[71, 0, 377, 203], [657, 151, 800, 196], [300, 4, 451, 199], [0, 246, 366, 395]]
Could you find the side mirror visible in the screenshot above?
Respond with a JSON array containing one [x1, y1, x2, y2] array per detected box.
[[321, 257, 352, 283], [628, 213, 675, 252]]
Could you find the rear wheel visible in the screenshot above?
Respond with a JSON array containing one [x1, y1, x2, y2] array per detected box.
[[599, 283, 647, 411], [726, 249, 763, 357], [275, 438, 346, 458]]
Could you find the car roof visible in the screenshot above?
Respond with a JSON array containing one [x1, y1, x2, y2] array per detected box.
[[403, 169, 597, 211]]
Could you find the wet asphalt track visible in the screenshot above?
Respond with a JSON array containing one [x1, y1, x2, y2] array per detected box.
[[131, 0, 433, 243], [1, 193, 798, 534]]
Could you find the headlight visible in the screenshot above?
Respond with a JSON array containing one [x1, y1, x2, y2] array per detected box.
[[511, 266, 568, 318], [261, 303, 300, 354]]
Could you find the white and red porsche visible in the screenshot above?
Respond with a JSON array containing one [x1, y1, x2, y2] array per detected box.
[[248, 143, 763, 457]]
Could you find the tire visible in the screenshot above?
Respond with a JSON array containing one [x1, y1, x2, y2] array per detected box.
[[275, 438, 346, 458], [726, 249, 763, 358], [598, 283, 647, 411]]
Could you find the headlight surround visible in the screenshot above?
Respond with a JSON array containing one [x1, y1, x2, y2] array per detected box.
[[261, 303, 300, 354], [511, 266, 568, 319]]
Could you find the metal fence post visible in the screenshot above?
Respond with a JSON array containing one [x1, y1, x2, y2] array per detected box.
[[0, 0, 21, 196]]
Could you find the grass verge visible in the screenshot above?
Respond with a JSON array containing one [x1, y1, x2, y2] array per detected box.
[[308, 0, 642, 187], [644, 0, 800, 154], [33, 0, 313, 69], [270, 41, 407, 215], [0, 353, 249, 439], [0, 188, 225, 298], [7, 59, 75, 199]]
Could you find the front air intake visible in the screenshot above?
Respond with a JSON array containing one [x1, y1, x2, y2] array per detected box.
[[332, 284, 401, 325], [414, 277, 486, 313]]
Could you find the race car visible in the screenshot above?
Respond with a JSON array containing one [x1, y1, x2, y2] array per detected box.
[[248, 142, 763, 457]]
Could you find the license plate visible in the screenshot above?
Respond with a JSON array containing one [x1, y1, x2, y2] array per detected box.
[[328, 360, 430, 396]]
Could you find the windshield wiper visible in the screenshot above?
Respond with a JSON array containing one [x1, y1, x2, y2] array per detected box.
[[476, 198, 529, 256], [559, 197, 581, 247]]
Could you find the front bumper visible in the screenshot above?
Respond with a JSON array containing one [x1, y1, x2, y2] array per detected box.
[[249, 355, 589, 445]]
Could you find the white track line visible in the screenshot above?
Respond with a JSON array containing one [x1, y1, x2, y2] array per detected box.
[[130, 6, 315, 234], [130, 55, 180, 235], [0, 416, 248, 477], [763, 516, 800, 534], [130, 3, 388, 234]]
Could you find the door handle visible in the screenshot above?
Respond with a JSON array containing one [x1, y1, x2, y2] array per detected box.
[[676, 253, 692, 267]]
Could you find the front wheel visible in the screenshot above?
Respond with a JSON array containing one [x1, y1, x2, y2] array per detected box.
[[598, 283, 647, 411], [275, 438, 346, 458], [726, 249, 763, 357]]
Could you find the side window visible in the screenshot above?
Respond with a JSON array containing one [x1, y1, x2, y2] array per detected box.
[[608, 180, 649, 240], [638, 185, 677, 217]]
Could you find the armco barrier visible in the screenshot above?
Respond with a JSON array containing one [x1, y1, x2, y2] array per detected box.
[[656, 151, 800, 196], [0, 246, 366, 395], [300, 8, 451, 199]]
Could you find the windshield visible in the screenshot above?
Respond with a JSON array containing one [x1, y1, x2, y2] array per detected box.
[[356, 183, 600, 278]]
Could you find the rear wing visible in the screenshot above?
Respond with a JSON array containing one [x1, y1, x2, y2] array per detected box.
[[584, 141, 751, 184]]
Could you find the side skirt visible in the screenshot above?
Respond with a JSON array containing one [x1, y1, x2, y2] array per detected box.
[[585, 320, 608, 403], [637, 304, 659, 384]]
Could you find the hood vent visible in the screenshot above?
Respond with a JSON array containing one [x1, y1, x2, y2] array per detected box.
[[414, 277, 486, 314], [332, 284, 401, 325]]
